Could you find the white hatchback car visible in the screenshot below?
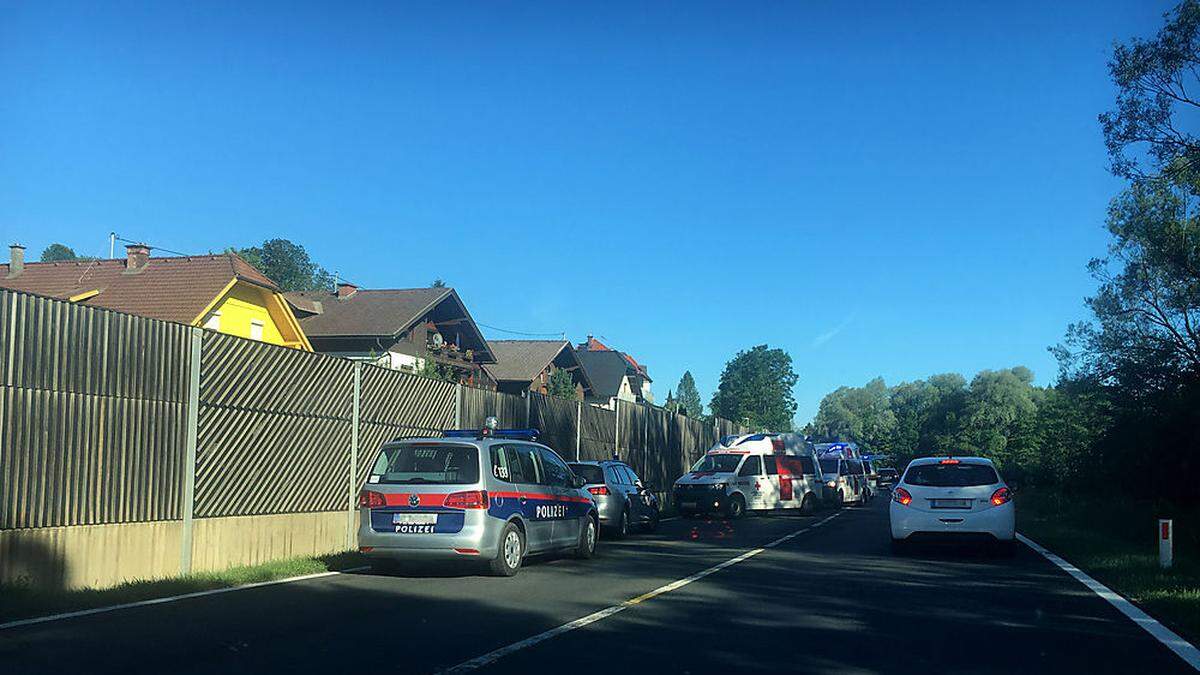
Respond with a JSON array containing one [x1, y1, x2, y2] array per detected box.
[[889, 456, 1015, 554]]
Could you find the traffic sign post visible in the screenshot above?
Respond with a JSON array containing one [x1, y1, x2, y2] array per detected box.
[[1159, 519, 1173, 570]]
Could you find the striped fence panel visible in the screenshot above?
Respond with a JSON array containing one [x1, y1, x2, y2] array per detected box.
[[578, 404, 617, 461], [356, 365, 456, 483], [460, 385, 525, 429], [194, 333, 354, 518], [529, 392, 577, 460], [0, 291, 191, 529]]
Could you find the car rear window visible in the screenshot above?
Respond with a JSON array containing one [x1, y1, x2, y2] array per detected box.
[[569, 463, 605, 484], [819, 458, 840, 474], [904, 463, 999, 487], [370, 444, 479, 485]]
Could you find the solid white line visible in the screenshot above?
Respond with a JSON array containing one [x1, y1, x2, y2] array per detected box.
[[0, 566, 371, 632], [1017, 533, 1200, 672], [439, 512, 840, 674]]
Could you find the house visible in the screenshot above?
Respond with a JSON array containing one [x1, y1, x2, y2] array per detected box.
[[0, 243, 312, 350], [285, 283, 496, 387], [574, 335, 654, 407], [484, 340, 594, 399]]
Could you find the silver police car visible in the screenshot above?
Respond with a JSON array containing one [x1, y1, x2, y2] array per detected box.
[[357, 419, 599, 576]]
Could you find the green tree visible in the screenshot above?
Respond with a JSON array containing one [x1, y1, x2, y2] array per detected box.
[[431, 278, 447, 288], [675, 371, 702, 418], [663, 390, 678, 414], [959, 367, 1040, 474], [39, 243, 92, 262], [234, 239, 335, 292], [709, 345, 798, 431], [812, 377, 897, 455], [547, 368, 577, 399], [416, 358, 456, 382], [1101, 0, 1200, 183]]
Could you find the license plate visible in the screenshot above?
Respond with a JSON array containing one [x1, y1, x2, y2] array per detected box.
[[393, 513, 437, 533], [680, 501, 697, 509], [931, 499, 972, 509]]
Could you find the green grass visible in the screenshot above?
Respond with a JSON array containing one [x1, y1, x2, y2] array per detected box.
[[0, 551, 367, 625], [1018, 490, 1200, 644]]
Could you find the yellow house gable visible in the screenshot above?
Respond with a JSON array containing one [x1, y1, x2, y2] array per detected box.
[[193, 280, 313, 351]]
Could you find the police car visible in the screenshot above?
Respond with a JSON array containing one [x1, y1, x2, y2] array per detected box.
[[356, 418, 599, 576], [673, 433, 825, 518]]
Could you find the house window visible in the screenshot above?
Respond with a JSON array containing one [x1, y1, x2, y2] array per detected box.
[[204, 312, 221, 331], [250, 319, 264, 341]]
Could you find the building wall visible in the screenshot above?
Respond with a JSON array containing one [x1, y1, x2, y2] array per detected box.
[[201, 283, 310, 350]]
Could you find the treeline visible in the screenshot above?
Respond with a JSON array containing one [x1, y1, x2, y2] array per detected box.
[[810, 2, 1200, 506]]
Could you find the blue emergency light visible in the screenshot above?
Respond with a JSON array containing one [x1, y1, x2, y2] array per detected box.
[[443, 428, 540, 441]]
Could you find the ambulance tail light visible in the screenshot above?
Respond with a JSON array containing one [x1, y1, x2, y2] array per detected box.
[[588, 486, 609, 496], [892, 487, 912, 506], [358, 490, 386, 509], [444, 490, 489, 509]]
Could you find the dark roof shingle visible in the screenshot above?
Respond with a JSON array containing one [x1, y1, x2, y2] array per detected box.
[[486, 340, 571, 382], [284, 288, 450, 337]]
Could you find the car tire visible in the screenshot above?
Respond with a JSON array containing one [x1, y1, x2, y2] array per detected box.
[[615, 508, 629, 538], [727, 494, 746, 519], [644, 509, 660, 532], [489, 522, 524, 577], [890, 538, 909, 555], [799, 493, 815, 516], [993, 540, 1018, 557], [835, 490, 845, 509], [574, 516, 597, 559]]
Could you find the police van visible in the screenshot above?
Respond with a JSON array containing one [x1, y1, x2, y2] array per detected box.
[[672, 433, 825, 518], [356, 418, 599, 576]]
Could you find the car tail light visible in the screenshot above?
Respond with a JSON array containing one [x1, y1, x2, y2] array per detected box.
[[892, 487, 912, 506], [444, 490, 489, 509], [588, 486, 609, 496], [358, 490, 386, 508], [991, 487, 1011, 506], [939, 458, 960, 465]]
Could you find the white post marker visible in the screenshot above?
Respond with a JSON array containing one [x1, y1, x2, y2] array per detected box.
[[1160, 519, 1174, 570]]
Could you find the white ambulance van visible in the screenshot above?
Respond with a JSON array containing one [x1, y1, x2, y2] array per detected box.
[[673, 433, 825, 518]]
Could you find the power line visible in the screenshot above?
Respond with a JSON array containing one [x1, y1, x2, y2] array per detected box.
[[110, 233, 193, 258], [476, 322, 566, 339]]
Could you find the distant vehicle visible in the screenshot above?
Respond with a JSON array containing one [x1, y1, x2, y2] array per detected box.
[[356, 420, 599, 576], [861, 458, 881, 496], [673, 433, 824, 518], [876, 468, 899, 490], [818, 456, 868, 507], [889, 456, 1016, 554], [569, 460, 660, 536]]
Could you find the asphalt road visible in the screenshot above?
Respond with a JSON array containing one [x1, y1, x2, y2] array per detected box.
[[1, 499, 1193, 674]]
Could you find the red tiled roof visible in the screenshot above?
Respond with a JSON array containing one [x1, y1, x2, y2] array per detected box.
[[578, 336, 646, 376], [0, 253, 279, 324]]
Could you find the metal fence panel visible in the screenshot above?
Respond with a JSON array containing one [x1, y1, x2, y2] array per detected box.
[[529, 392, 577, 460], [579, 404, 616, 461], [356, 365, 456, 483], [194, 333, 354, 518], [460, 386, 524, 429], [0, 291, 191, 528]]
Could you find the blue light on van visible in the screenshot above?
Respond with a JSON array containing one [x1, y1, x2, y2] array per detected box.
[[443, 428, 541, 441]]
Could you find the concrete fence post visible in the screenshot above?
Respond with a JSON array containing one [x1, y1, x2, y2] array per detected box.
[[349, 362, 361, 548], [179, 327, 202, 575], [614, 399, 621, 459], [526, 392, 532, 428], [575, 400, 582, 460], [455, 383, 463, 428]]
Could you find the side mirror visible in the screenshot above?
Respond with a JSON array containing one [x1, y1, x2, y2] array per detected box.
[[571, 475, 587, 489]]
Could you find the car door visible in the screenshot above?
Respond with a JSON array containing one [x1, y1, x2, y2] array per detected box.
[[617, 464, 644, 519], [762, 455, 784, 507], [736, 455, 764, 508], [501, 443, 554, 553], [536, 447, 578, 547]]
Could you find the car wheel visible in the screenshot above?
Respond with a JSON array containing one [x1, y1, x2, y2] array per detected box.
[[993, 540, 1018, 557], [835, 490, 845, 509], [489, 522, 524, 576], [574, 516, 597, 559], [799, 493, 815, 516], [616, 508, 629, 538], [727, 494, 746, 519], [890, 538, 908, 555]]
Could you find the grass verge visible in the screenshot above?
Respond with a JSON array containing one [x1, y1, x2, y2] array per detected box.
[[1017, 489, 1199, 645], [0, 550, 367, 625]]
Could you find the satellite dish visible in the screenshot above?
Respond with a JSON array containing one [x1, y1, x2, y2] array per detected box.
[[430, 333, 445, 349]]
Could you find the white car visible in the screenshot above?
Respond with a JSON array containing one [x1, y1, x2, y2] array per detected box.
[[889, 456, 1015, 554]]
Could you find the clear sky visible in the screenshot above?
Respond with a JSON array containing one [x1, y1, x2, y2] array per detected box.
[[0, 1, 1173, 424]]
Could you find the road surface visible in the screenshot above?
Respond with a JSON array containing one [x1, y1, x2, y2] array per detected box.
[[0, 500, 1192, 674]]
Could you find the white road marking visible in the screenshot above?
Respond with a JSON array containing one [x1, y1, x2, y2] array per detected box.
[[1018, 533, 1200, 672], [0, 566, 371, 632], [439, 512, 840, 674]]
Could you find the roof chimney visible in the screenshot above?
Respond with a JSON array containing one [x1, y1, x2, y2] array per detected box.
[[7, 244, 24, 278], [337, 282, 358, 298], [124, 243, 150, 273]]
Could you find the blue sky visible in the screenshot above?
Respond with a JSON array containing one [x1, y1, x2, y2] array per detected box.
[[0, 1, 1172, 424]]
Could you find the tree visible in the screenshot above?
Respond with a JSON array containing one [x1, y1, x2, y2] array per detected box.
[[39, 243, 91, 262], [1101, 0, 1200, 183], [416, 358, 456, 382], [709, 345, 798, 431], [812, 377, 897, 454], [431, 278, 447, 288], [547, 368, 577, 399], [234, 239, 335, 292], [663, 390, 678, 414], [674, 371, 702, 418]]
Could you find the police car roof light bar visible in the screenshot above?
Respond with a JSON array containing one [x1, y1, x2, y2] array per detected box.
[[443, 428, 541, 441]]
